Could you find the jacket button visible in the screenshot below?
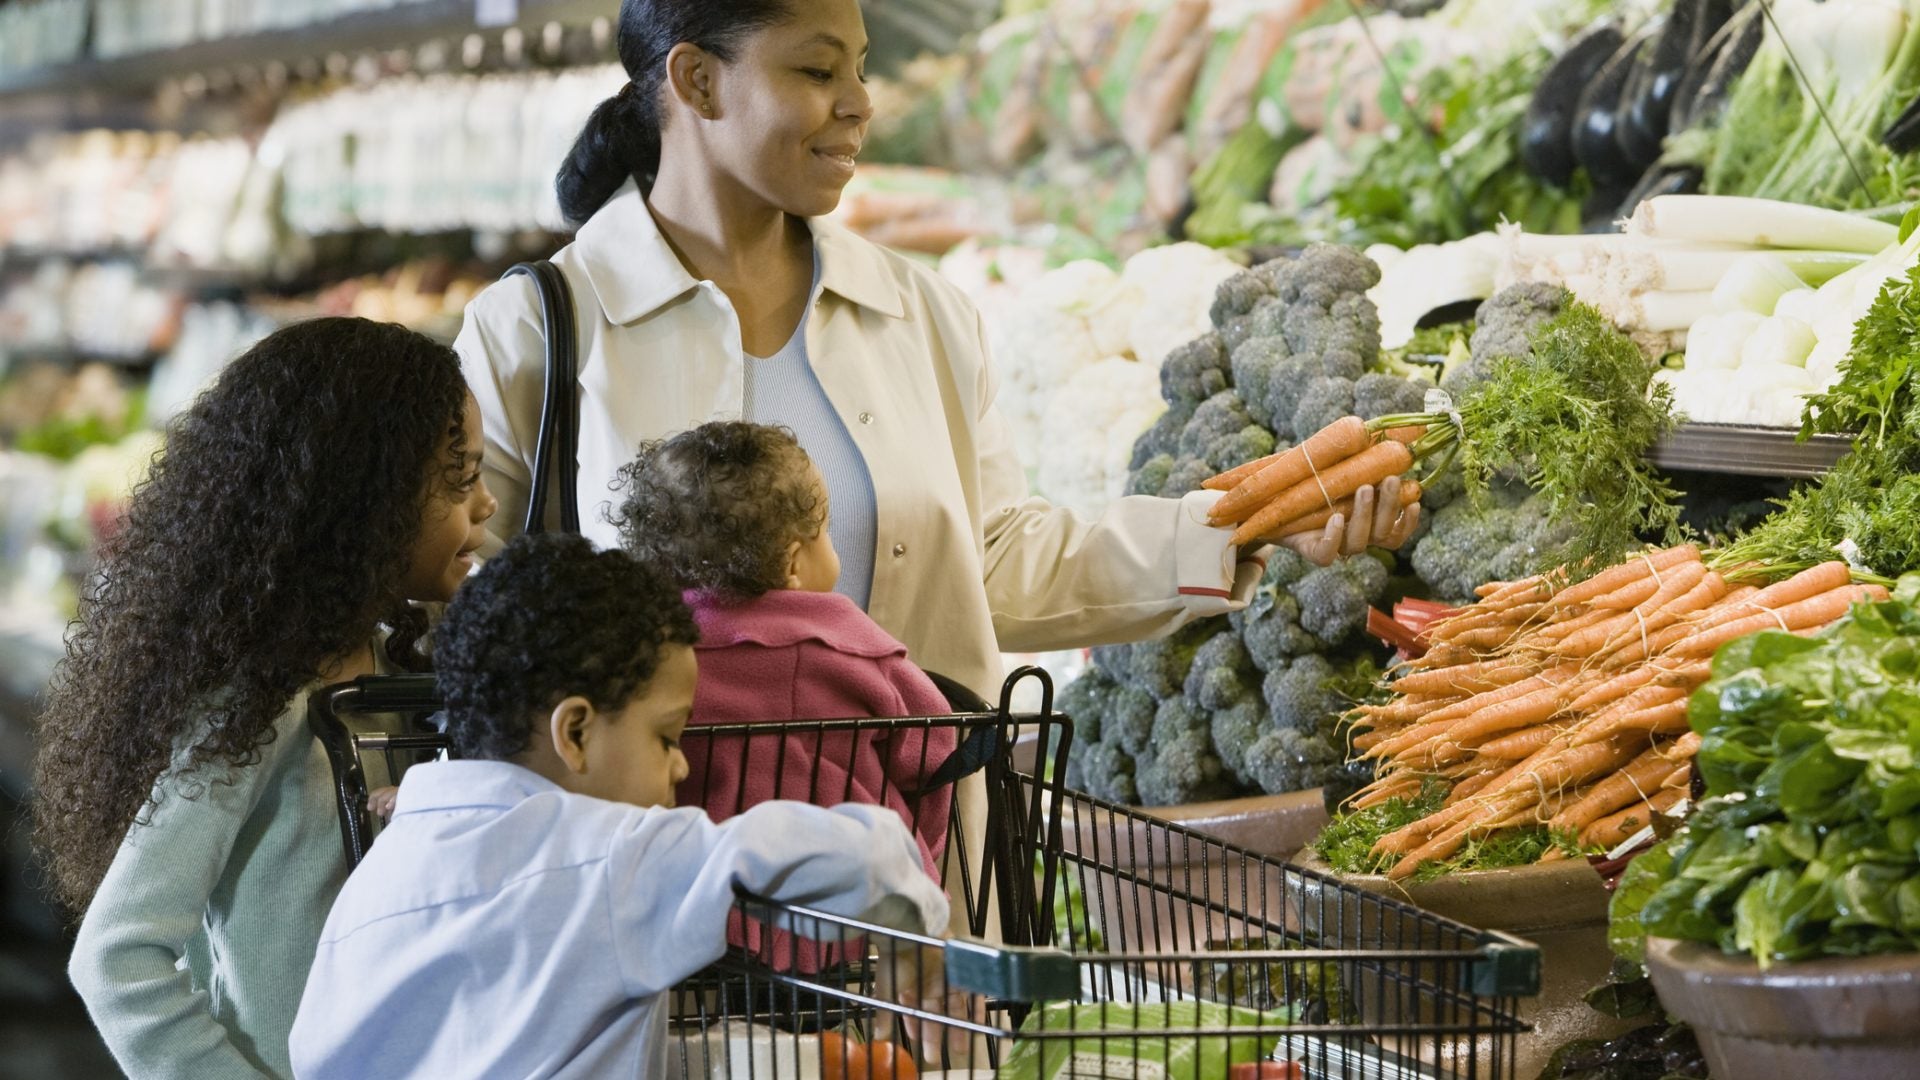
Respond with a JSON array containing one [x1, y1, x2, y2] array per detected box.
[[858, 412, 874, 425], [892, 543, 907, 558]]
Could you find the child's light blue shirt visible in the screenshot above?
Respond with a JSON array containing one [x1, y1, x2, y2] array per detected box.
[[289, 760, 948, 1080]]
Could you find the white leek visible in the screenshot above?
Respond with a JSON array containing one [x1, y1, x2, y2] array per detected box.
[[1628, 195, 1898, 255], [1712, 254, 1807, 315]]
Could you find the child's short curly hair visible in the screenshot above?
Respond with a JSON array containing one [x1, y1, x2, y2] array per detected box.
[[435, 533, 699, 761], [613, 421, 825, 598]]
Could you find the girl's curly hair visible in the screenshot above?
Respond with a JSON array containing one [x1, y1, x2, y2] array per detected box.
[[32, 317, 471, 913], [612, 421, 823, 598]]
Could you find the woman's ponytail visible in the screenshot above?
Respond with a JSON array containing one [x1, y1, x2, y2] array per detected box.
[[556, 84, 661, 226], [553, 0, 792, 227]]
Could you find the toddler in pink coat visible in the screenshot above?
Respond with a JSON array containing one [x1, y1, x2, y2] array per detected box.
[[614, 423, 958, 942]]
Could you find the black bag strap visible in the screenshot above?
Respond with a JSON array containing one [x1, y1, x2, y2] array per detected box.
[[504, 260, 581, 534]]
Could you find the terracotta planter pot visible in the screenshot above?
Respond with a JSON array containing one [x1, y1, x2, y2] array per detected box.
[[1645, 937, 1920, 1079], [1291, 854, 1635, 1079]]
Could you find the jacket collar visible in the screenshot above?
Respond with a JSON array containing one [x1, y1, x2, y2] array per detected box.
[[686, 589, 909, 660], [392, 759, 564, 816], [573, 180, 906, 325]]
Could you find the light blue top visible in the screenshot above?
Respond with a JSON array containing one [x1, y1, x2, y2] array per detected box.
[[289, 759, 948, 1080], [744, 252, 879, 610], [69, 653, 391, 1080]]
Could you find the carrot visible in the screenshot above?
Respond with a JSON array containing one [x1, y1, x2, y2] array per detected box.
[[1275, 477, 1422, 538], [1447, 770, 1501, 802], [1553, 546, 1701, 608], [1588, 574, 1667, 612], [1574, 699, 1691, 747], [1478, 576, 1544, 601], [1383, 425, 1427, 445], [1429, 602, 1550, 639], [1389, 794, 1538, 880], [1390, 658, 1539, 697], [1416, 663, 1581, 727], [1532, 607, 1616, 645], [1580, 788, 1687, 849], [1687, 561, 1852, 633], [1349, 773, 1424, 810], [1556, 562, 1709, 656], [1550, 742, 1691, 832], [1203, 450, 1286, 492], [1654, 660, 1713, 688], [1660, 762, 1695, 791], [1582, 683, 1688, 728], [1229, 439, 1417, 545], [1209, 415, 1371, 524], [1437, 680, 1584, 746], [1595, 571, 1729, 664], [1479, 737, 1646, 804], [1670, 584, 1885, 658], [1476, 724, 1563, 760], [1602, 623, 1695, 669], [1568, 667, 1656, 714]]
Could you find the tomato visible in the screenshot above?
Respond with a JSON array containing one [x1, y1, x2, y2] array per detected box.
[[863, 1040, 918, 1080], [820, 1032, 869, 1078]]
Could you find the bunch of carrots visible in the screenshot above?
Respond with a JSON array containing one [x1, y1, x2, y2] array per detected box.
[[1204, 415, 1428, 543], [1343, 547, 1887, 881]]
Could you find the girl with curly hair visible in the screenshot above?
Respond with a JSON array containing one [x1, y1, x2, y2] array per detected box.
[[32, 317, 498, 1080]]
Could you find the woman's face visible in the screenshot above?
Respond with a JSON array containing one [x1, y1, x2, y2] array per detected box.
[[399, 394, 498, 604], [704, 0, 873, 218]]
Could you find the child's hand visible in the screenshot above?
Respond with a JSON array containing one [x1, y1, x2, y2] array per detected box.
[[872, 940, 980, 1064], [367, 786, 400, 823]]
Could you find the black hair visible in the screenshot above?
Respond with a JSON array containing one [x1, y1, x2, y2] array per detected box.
[[555, 0, 794, 225], [33, 317, 468, 912], [435, 532, 699, 761], [612, 421, 825, 599]]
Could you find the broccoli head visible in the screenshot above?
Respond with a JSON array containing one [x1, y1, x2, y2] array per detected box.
[[1209, 699, 1269, 787], [1211, 269, 1278, 329], [1243, 726, 1344, 797], [1128, 453, 1176, 497], [1090, 643, 1132, 682], [1056, 667, 1116, 749], [1259, 243, 1382, 302], [1158, 456, 1216, 498], [1262, 654, 1346, 735], [1352, 372, 1430, 422], [1205, 424, 1278, 473], [1228, 335, 1288, 426], [1135, 698, 1234, 806], [1160, 333, 1232, 407], [1178, 391, 1256, 462], [1240, 592, 1322, 672], [1410, 485, 1563, 602], [1447, 283, 1567, 394], [1184, 631, 1257, 710], [1069, 740, 1140, 805], [1291, 376, 1357, 443], [1262, 352, 1366, 441], [1294, 556, 1387, 646], [1129, 398, 1198, 470], [1126, 621, 1218, 699], [1107, 684, 1159, 755]]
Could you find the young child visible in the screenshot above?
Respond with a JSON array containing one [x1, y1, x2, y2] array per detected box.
[[614, 421, 960, 877], [33, 318, 498, 1080], [288, 533, 949, 1078]]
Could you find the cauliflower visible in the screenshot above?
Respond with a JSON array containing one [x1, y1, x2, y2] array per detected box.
[[990, 260, 1137, 462], [1123, 242, 1244, 367], [1368, 234, 1502, 350], [1035, 357, 1167, 518]]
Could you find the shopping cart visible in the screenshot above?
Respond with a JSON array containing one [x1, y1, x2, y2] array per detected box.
[[666, 683, 1542, 1080]]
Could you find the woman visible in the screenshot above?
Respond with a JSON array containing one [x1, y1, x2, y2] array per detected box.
[[455, 0, 1415, 698]]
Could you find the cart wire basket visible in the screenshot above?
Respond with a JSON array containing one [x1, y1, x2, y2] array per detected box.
[[666, 675, 1542, 1080]]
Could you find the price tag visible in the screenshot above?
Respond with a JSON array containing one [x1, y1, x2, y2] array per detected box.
[[475, 0, 518, 28]]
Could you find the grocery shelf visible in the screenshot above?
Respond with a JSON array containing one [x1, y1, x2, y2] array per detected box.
[[1649, 422, 1853, 479], [0, 0, 611, 100]]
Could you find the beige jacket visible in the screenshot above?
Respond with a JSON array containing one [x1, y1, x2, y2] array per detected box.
[[455, 180, 1259, 698]]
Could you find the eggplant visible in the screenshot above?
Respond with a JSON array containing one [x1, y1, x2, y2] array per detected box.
[[1615, 14, 1673, 169], [1670, 3, 1764, 134], [1582, 180, 1636, 233], [1622, 0, 1730, 164], [1521, 23, 1626, 186], [1617, 162, 1704, 220], [1885, 89, 1920, 153], [1573, 32, 1653, 188]]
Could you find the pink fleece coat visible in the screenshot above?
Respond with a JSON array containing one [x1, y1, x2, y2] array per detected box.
[[677, 590, 959, 969]]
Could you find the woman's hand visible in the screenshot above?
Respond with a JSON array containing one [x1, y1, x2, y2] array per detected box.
[[1272, 476, 1421, 567]]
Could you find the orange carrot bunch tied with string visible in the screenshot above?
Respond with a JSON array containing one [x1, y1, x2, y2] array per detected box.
[[1203, 415, 1428, 545], [1329, 549, 1890, 880]]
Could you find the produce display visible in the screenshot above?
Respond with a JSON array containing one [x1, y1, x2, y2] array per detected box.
[[1324, 551, 1885, 880], [1610, 576, 1920, 967]]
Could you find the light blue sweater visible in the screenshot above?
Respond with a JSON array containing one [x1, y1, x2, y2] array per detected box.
[[69, 663, 385, 1079]]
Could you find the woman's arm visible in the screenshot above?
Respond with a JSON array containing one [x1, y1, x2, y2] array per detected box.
[[68, 740, 291, 1079]]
